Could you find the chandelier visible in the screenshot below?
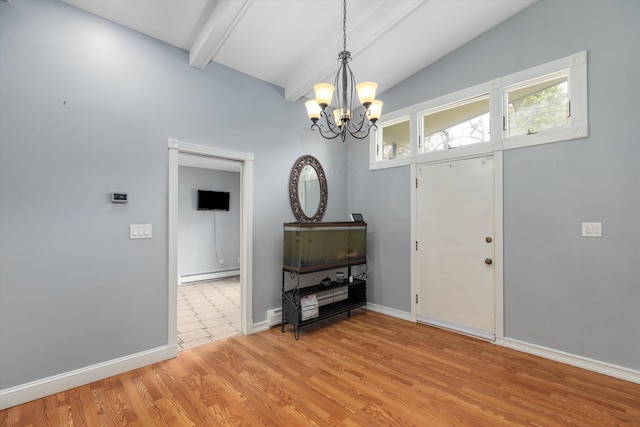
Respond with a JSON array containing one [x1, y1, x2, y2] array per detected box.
[[304, 0, 383, 141]]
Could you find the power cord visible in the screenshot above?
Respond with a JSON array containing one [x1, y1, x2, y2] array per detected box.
[[212, 211, 222, 266]]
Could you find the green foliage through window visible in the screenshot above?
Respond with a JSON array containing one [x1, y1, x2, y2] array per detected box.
[[508, 77, 568, 137]]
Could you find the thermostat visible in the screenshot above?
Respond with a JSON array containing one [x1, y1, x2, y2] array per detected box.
[[112, 192, 128, 203]]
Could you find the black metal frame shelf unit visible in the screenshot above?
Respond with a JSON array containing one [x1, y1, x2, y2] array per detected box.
[[282, 222, 367, 339]]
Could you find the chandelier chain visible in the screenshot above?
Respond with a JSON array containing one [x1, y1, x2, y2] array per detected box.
[[342, 0, 347, 52]]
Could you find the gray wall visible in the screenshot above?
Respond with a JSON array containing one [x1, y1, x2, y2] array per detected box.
[[178, 167, 240, 276], [348, 0, 640, 370], [0, 0, 348, 390]]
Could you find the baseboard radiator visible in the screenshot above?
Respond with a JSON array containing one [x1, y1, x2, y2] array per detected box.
[[267, 308, 282, 327], [268, 288, 348, 327]]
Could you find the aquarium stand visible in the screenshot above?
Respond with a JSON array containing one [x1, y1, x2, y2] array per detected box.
[[281, 222, 367, 339]]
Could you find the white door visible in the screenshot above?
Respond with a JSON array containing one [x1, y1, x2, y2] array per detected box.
[[416, 156, 495, 340]]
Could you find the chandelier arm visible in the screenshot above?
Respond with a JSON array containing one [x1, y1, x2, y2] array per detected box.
[[319, 126, 343, 139], [347, 117, 368, 135], [320, 110, 344, 134], [347, 120, 372, 139], [333, 52, 351, 125], [310, 111, 348, 140], [348, 61, 357, 122], [345, 63, 367, 135], [347, 106, 373, 134], [348, 124, 376, 140], [310, 122, 344, 140]]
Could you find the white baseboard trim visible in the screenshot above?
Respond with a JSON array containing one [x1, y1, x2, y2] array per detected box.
[[417, 315, 495, 342], [180, 270, 240, 284], [252, 320, 270, 333], [363, 303, 640, 385], [366, 303, 415, 322], [0, 343, 178, 410], [496, 337, 640, 385]]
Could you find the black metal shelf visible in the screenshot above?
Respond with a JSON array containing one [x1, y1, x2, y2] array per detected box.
[[282, 270, 367, 339], [287, 278, 366, 297], [303, 298, 366, 324]]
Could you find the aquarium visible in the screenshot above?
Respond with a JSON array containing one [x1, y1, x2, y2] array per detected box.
[[283, 222, 367, 273]]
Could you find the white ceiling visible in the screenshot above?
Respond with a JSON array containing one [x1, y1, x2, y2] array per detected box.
[[61, 0, 536, 102]]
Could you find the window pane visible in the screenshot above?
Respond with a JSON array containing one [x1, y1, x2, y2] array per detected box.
[[508, 76, 568, 137], [422, 96, 490, 153], [381, 120, 410, 160]]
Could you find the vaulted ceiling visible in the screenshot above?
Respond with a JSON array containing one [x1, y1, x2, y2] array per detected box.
[[61, 0, 536, 102]]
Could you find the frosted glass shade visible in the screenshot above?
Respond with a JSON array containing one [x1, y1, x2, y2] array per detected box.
[[305, 100, 321, 120], [314, 83, 335, 107], [368, 100, 383, 122], [356, 81, 377, 106]]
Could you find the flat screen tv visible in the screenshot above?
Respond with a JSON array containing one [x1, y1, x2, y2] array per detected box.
[[197, 190, 230, 211]]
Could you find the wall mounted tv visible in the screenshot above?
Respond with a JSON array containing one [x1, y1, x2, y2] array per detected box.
[[197, 190, 230, 211]]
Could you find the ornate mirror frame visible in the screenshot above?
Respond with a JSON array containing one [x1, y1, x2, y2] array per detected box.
[[289, 155, 328, 222]]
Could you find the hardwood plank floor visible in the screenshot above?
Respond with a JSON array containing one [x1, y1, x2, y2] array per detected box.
[[2, 311, 639, 426]]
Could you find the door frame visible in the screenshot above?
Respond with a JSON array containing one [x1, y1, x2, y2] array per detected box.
[[410, 151, 504, 339], [168, 139, 254, 355]]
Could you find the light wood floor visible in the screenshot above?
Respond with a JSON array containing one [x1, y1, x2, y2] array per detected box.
[[2, 311, 639, 426]]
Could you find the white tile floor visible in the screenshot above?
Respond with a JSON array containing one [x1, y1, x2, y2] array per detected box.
[[177, 276, 240, 350]]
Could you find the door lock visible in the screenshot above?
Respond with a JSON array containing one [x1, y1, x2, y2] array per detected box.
[[485, 237, 492, 243], [485, 258, 493, 265]]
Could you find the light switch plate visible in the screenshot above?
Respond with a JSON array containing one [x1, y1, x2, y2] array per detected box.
[[582, 222, 602, 237], [130, 224, 152, 239]]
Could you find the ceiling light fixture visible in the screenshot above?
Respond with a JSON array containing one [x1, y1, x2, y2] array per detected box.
[[305, 0, 383, 142]]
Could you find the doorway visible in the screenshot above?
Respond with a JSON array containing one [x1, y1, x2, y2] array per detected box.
[[177, 162, 241, 349], [415, 156, 496, 340], [168, 140, 254, 355]]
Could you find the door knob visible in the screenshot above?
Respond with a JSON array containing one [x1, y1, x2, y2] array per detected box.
[[485, 258, 493, 265], [485, 237, 492, 243]]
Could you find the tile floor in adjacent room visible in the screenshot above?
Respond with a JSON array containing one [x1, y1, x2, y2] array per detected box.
[[177, 276, 240, 350]]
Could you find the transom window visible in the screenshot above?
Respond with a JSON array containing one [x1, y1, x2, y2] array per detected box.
[[381, 118, 411, 160], [371, 51, 588, 170], [506, 72, 569, 137], [421, 95, 490, 153]]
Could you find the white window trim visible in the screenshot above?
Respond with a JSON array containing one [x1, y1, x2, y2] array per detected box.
[[369, 105, 416, 169], [370, 51, 588, 170], [501, 51, 588, 150], [417, 82, 493, 161], [417, 82, 493, 119]]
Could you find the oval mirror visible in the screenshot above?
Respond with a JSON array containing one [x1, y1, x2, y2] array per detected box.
[[289, 155, 328, 222]]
